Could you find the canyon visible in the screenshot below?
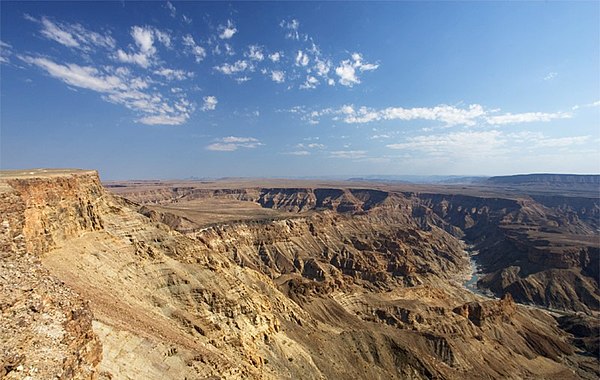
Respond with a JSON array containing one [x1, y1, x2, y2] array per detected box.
[[1, 169, 598, 379]]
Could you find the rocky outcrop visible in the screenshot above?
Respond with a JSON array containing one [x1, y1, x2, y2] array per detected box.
[[0, 170, 102, 379], [453, 294, 517, 327]]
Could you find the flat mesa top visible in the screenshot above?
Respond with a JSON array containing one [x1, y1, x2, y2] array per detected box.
[[0, 168, 97, 180]]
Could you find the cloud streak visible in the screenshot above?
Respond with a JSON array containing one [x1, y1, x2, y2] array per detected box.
[[296, 103, 573, 127], [27, 15, 115, 52], [20, 56, 193, 125], [206, 136, 263, 151]]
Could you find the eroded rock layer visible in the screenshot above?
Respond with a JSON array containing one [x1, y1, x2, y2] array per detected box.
[[1, 170, 598, 379]]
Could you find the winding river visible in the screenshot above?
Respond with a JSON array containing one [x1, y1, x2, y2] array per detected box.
[[463, 244, 496, 299]]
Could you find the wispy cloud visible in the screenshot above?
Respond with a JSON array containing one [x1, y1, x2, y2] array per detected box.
[[0, 40, 13, 64], [269, 52, 282, 62], [20, 56, 193, 125], [544, 72, 557, 81], [386, 130, 590, 158], [387, 130, 505, 156], [295, 103, 573, 127], [246, 45, 264, 61], [201, 96, 218, 111], [271, 70, 285, 83], [182, 34, 206, 63], [329, 150, 368, 159], [206, 136, 263, 151], [154, 68, 193, 81], [485, 111, 571, 125], [280, 19, 302, 40], [115, 26, 169, 68], [295, 50, 310, 67], [286, 150, 311, 156], [27, 15, 115, 52], [300, 76, 319, 90], [165, 1, 177, 18], [295, 142, 325, 151], [532, 135, 590, 148], [214, 60, 251, 75], [571, 100, 600, 110], [218, 20, 237, 40]]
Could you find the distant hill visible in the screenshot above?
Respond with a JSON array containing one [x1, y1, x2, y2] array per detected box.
[[347, 175, 488, 184], [487, 174, 600, 185]]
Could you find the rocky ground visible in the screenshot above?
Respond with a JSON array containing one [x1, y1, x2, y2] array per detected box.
[[0, 169, 598, 379]]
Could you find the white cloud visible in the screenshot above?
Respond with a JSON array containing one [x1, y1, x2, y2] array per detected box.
[[154, 68, 192, 81], [571, 100, 600, 110], [21, 55, 193, 125], [165, 1, 177, 18], [370, 134, 391, 140], [154, 29, 172, 48], [219, 20, 237, 39], [280, 19, 301, 40], [286, 150, 310, 156], [221, 136, 254, 143], [116, 50, 151, 68], [544, 72, 557, 81], [0, 40, 12, 64], [314, 58, 331, 77], [353, 53, 379, 72], [132, 26, 154, 53], [182, 34, 206, 63], [295, 50, 309, 67], [341, 105, 354, 115], [115, 26, 169, 68], [269, 52, 282, 62], [335, 53, 379, 87], [340, 104, 486, 126], [329, 150, 368, 159], [300, 75, 319, 90], [381, 104, 485, 126], [298, 103, 571, 128], [207, 136, 263, 151], [246, 45, 264, 61], [486, 111, 571, 125], [40, 17, 79, 47], [533, 135, 590, 148], [335, 60, 358, 86], [214, 60, 250, 75], [271, 70, 285, 83], [28, 16, 115, 51], [22, 56, 121, 92], [201, 96, 218, 111], [138, 114, 188, 125], [386, 130, 505, 157], [235, 76, 251, 83], [206, 143, 238, 151], [296, 143, 325, 150]]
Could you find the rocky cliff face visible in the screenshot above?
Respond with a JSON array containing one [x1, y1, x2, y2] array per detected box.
[[407, 193, 599, 313], [2, 171, 598, 379], [0, 171, 103, 379]]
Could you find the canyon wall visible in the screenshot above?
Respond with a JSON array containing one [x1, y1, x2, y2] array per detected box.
[[1, 170, 598, 379]]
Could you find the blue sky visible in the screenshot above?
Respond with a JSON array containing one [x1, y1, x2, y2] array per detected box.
[[1, 1, 598, 180]]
